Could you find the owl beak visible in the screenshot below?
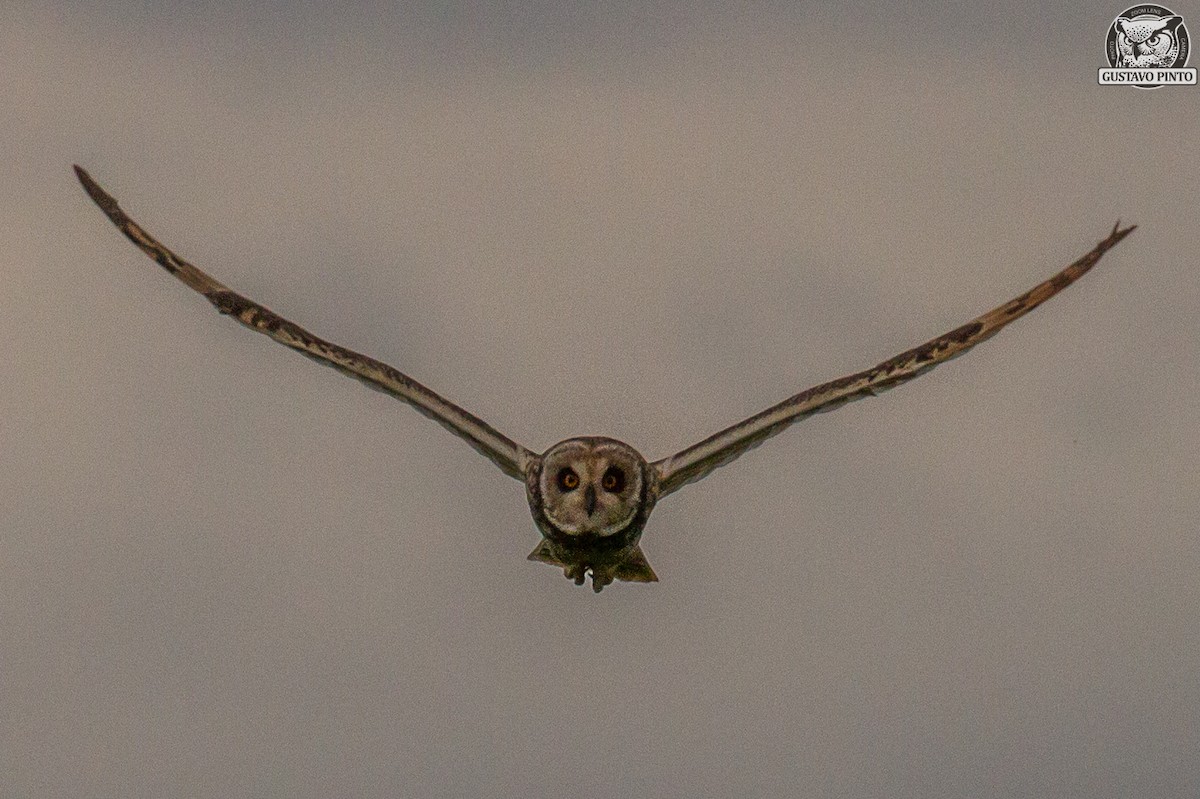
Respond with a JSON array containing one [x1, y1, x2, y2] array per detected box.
[[584, 485, 597, 516]]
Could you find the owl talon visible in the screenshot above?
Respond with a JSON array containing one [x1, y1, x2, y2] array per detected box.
[[591, 570, 614, 593], [564, 564, 587, 585]]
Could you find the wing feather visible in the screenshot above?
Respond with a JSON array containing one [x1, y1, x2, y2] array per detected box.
[[653, 224, 1135, 497], [75, 165, 535, 481]]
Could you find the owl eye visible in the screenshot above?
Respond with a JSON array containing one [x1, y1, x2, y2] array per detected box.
[[601, 466, 626, 493], [556, 467, 580, 491]]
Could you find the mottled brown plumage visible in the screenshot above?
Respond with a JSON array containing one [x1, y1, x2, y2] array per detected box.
[[75, 165, 1134, 591], [650, 221, 1134, 496], [74, 165, 534, 482]]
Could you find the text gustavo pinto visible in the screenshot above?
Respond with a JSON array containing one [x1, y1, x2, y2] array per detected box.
[[1098, 66, 1196, 83]]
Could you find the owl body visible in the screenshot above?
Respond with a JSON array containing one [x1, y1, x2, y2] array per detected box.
[[1115, 14, 1183, 68], [525, 437, 660, 591]]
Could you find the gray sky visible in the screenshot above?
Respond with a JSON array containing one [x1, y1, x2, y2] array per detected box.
[[4, 2, 1199, 796]]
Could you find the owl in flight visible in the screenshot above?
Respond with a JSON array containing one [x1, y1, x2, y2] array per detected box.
[[75, 166, 1134, 592]]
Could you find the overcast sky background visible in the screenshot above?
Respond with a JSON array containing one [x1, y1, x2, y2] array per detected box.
[[3, 2, 1199, 796]]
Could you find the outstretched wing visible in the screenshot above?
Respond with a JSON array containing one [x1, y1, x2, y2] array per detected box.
[[75, 165, 535, 481], [653, 223, 1135, 498]]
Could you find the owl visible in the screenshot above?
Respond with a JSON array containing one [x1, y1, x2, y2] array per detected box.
[[1114, 14, 1184, 68], [74, 166, 1134, 591]]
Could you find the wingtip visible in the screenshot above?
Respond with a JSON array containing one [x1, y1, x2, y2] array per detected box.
[[73, 164, 121, 216], [1110, 220, 1137, 240], [73, 163, 98, 193]]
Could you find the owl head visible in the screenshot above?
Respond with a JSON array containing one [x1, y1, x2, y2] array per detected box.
[[1115, 15, 1183, 67], [532, 437, 650, 538]]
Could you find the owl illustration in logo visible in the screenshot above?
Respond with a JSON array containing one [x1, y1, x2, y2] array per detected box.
[[1114, 13, 1185, 68]]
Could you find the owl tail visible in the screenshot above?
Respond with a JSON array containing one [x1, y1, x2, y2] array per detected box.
[[527, 540, 659, 591]]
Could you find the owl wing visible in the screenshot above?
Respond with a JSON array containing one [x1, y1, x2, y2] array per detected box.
[[652, 223, 1135, 498], [75, 166, 535, 481]]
